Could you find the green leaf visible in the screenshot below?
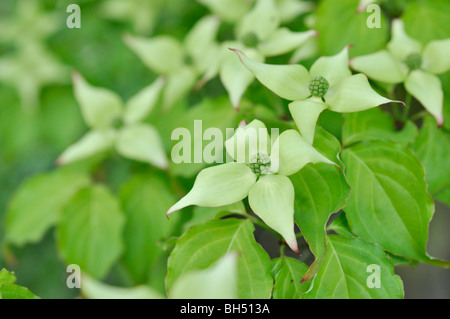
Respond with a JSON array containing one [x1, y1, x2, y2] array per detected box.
[[412, 116, 450, 196], [120, 173, 179, 284], [290, 128, 349, 280], [166, 218, 273, 299], [313, 127, 343, 162], [342, 108, 418, 147], [0, 269, 16, 285], [81, 274, 165, 299], [169, 253, 238, 299], [317, 110, 345, 141], [271, 257, 311, 299], [328, 212, 355, 238], [403, 0, 450, 45], [341, 140, 434, 261], [0, 284, 40, 299], [183, 202, 246, 231], [302, 235, 404, 299], [316, 0, 388, 57], [0, 269, 39, 299], [5, 169, 90, 246], [57, 185, 125, 279]]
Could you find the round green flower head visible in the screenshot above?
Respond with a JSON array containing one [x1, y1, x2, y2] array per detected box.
[[309, 75, 329, 98], [404, 52, 422, 71], [242, 32, 259, 48], [249, 152, 271, 175]]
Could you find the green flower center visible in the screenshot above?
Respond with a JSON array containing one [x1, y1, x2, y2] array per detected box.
[[242, 32, 259, 48], [405, 53, 422, 71], [249, 153, 271, 176], [309, 75, 329, 98]]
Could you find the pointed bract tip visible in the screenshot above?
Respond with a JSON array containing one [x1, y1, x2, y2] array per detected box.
[[160, 162, 170, 171], [345, 44, 354, 50], [238, 120, 247, 128], [287, 240, 300, 255], [195, 78, 206, 91], [122, 32, 133, 43], [300, 275, 310, 283], [348, 58, 354, 68], [396, 100, 408, 108], [71, 70, 81, 83], [229, 48, 245, 64], [357, 3, 365, 13], [313, 30, 320, 37], [55, 157, 64, 167], [437, 117, 444, 128]]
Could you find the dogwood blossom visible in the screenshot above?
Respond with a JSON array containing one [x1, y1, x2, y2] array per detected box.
[[167, 120, 337, 253]]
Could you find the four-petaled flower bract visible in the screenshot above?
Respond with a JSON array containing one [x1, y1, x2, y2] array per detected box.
[[166, 119, 337, 254], [123, 15, 220, 110], [231, 46, 404, 144], [56, 72, 168, 169], [351, 19, 449, 126], [213, 0, 317, 109]]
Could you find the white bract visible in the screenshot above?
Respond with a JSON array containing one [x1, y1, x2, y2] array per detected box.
[[0, 42, 69, 112], [99, 0, 164, 35], [351, 19, 449, 125], [211, 0, 316, 109], [196, 0, 314, 24], [232, 46, 402, 144], [124, 15, 220, 110], [0, 0, 68, 111], [167, 120, 337, 253], [57, 73, 168, 169], [169, 253, 238, 299]]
